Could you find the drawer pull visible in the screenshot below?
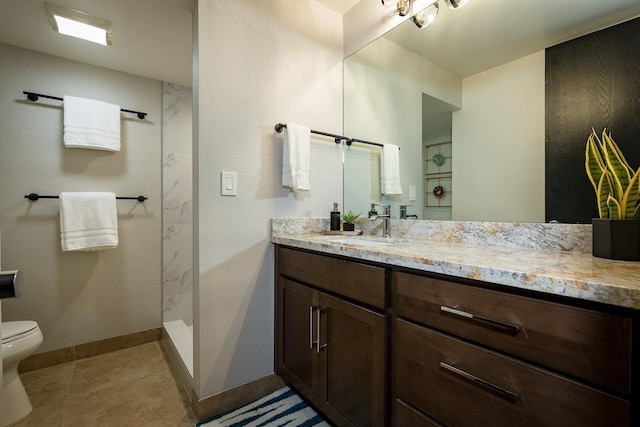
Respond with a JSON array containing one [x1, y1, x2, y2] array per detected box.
[[317, 308, 328, 353], [440, 361, 521, 402], [309, 306, 319, 349], [440, 305, 522, 334]]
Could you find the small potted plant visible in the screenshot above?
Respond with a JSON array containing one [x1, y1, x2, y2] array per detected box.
[[342, 211, 361, 232], [585, 128, 640, 260]]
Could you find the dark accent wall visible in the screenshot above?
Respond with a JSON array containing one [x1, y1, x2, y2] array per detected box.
[[545, 17, 640, 223]]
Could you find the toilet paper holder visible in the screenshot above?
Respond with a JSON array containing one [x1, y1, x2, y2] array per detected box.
[[0, 270, 23, 299]]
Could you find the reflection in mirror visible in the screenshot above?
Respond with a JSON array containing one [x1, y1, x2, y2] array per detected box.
[[343, 0, 640, 223]]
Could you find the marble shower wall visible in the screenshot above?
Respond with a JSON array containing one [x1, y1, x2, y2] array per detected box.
[[162, 82, 193, 326]]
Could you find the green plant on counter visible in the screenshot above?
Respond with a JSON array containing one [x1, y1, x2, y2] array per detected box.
[[342, 210, 362, 224], [585, 128, 640, 219]]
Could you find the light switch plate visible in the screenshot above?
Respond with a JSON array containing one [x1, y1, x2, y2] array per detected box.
[[409, 185, 416, 202], [221, 171, 237, 196]]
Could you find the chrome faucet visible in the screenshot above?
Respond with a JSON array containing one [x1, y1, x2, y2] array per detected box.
[[370, 204, 391, 238], [399, 205, 418, 220], [399, 205, 412, 219]]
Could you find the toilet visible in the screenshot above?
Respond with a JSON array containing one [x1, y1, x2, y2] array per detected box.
[[1, 321, 43, 427]]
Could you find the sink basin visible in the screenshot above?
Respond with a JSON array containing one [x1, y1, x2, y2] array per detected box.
[[328, 237, 392, 247]]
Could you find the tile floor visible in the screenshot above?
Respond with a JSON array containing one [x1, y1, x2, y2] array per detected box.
[[13, 342, 197, 426]]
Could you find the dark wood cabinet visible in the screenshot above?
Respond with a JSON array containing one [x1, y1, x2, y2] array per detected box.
[[395, 319, 629, 427], [319, 292, 386, 426], [278, 278, 320, 401], [276, 247, 387, 426], [396, 272, 632, 393], [393, 271, 634, 427], [274, 245, 637, 427]]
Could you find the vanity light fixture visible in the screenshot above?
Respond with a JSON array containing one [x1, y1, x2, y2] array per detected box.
[[383, 0, 472, 29], [412, 2, 439, 29], [382, 0, 412, 16], [44, 3, 112, 46], [444, 0, 471, 9]]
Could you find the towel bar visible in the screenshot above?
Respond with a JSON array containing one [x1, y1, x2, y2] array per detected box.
[[23, 91, 147, 119], [25, 193, 147, 202], [275, 123, 391, 149]]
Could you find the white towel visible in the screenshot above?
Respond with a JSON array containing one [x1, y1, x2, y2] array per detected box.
[[381, 143, 403, 195], [282, 123, 311, 191], [59, 192, 118, 251], [63, 95, 121, 151]]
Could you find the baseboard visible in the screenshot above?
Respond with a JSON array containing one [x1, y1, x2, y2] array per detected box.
[[18, 327, 162, 373], [193, 374, 286, 422], [159, 332, 284, 424], [160, 326, 195, 405]]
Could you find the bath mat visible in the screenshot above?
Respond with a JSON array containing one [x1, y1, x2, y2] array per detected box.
[[196, 386, 329, 426]]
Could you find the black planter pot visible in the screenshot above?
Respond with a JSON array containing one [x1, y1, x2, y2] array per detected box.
[[592, 218, 640, 261], [343, 223, 355, 232]]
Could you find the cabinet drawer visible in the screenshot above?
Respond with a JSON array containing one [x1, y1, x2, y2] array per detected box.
[[395, 399, 442, 427], [396, 272, 632, 393], [278, 246, 386, 309], [395, 319, 630, 427]]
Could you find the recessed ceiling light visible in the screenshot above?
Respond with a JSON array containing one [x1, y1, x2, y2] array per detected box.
[[44, 3, 112, 46]]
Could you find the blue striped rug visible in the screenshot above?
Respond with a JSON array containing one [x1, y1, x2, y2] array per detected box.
[[196, 386, 330, 427]]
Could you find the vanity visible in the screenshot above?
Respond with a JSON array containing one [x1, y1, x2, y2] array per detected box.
[[272, 219, 640, 427]]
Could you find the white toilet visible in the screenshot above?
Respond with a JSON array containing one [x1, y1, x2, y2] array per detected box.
[[1, 321, 43, 427]]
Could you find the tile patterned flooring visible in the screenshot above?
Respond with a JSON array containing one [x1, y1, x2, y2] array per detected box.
[[13, 342, 197, 426]]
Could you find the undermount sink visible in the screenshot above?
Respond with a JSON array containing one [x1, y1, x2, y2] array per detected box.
[[328, 236, 393, 246]]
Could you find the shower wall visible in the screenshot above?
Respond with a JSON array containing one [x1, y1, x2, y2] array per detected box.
[[162, 82, 193, 327]]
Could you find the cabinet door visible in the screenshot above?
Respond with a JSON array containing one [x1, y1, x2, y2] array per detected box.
[[276, 278, 321, 401], [319, 292, 387, 427]]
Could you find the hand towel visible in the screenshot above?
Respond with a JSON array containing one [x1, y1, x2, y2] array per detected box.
[[63, 95, 121, 152], [381, 143, 403, 195], [60, 192, 118, 251], [282, 123, 311, 191]]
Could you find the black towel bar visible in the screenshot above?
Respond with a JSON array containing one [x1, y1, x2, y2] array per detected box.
[[25, 193, 147, 202], [23, 91, 147, 119], [275, 123, 388, 148]]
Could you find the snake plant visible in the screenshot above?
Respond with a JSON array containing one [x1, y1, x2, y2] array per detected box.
[[585, 129, 640, 219], [342, 210, 362, 224]]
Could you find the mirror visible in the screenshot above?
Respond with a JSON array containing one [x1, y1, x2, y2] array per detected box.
[[343, 0, 640, 223]]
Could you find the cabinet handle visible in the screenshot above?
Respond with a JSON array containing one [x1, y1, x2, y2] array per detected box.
[[309, 305, 319, 349], [440, 361, 520, 402], [440, 305, 522, 334], [316, 308, 328, 354]]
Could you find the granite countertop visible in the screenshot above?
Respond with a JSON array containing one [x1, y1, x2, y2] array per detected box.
[[271, 229, 640, 311]]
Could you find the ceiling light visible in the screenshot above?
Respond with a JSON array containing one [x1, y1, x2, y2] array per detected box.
[[412, 3, 439, 29], [44, 3, 112, 46], [444, 0, 471, 9], [396, 0, 412, 16], [382, 0, 412, 16]]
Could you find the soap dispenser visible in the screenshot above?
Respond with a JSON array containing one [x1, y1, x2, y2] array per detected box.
[[330, 202, 341, 231], [368, 203, 378, 218]]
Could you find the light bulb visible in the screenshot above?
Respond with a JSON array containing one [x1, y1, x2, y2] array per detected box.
[[444, 0, 471, 9], [397, 0, 411, 16], [412, 2, 439, 29]]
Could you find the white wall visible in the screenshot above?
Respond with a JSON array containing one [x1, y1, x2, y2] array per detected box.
[[344, 37, 462, 218], [453, 51, 545, 222], [195, 0, 343, 398], [0, 43, 162, 352], [343, 0, 437, 57]]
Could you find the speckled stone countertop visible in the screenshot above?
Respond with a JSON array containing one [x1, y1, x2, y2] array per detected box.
[[271, 219, 640, 310]]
